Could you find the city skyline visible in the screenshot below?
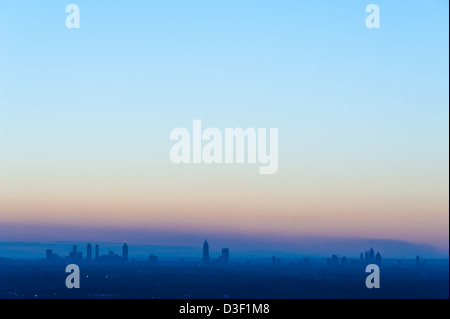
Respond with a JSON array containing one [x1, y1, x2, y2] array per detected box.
[[1, 239, 395, 266], [0, 235, 446, 261]]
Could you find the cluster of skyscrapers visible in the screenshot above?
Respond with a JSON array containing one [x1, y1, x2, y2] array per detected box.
[[360, 248, 382, 265], [45, 242, 130, 263], [325, 248, 382, 266], [202, 240, 229, 265], [45, 241, 384, 267]]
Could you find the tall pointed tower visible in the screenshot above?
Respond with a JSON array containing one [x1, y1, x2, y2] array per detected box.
[[202, 239, 210, 264]]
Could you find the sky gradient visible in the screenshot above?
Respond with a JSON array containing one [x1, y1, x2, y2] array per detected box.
[[0, 1, 448, 255]]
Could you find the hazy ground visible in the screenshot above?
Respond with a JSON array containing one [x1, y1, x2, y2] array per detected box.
[[0, 259, 448, 299]]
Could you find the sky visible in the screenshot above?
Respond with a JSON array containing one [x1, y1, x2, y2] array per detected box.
[[0, 1, 448, 256]]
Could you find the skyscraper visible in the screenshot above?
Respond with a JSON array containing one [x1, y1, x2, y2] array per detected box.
[[69, 245, 77, 262], [87, 243, 92, 261], [369, 248, 375, 263], [122, 242, 128, 261], [46, 249, 53, 262], [202, 239, 210, 264], [221, 248, 229, 264], [95, 244, 99, 260], [331, 254, 339, 266], [375, 252, 382, 265]]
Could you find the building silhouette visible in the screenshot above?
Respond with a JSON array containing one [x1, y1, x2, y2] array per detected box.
[[369, 248, 375, 263], [375, 252, 382, 265], [221, 248, 229, 264], [122, 242, 128, 261], [272, 255, 281, 264], [149, 254, 158, 264], [331, 254, 339, 266], [95, 244, 99, 260], [86, 243, 92, 261], [96, 250, 121, 262], [46, 249, 53, 262], [69, 245, 79, 262], [202, 239, 210, 264], [416, 255, 426, 265]]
